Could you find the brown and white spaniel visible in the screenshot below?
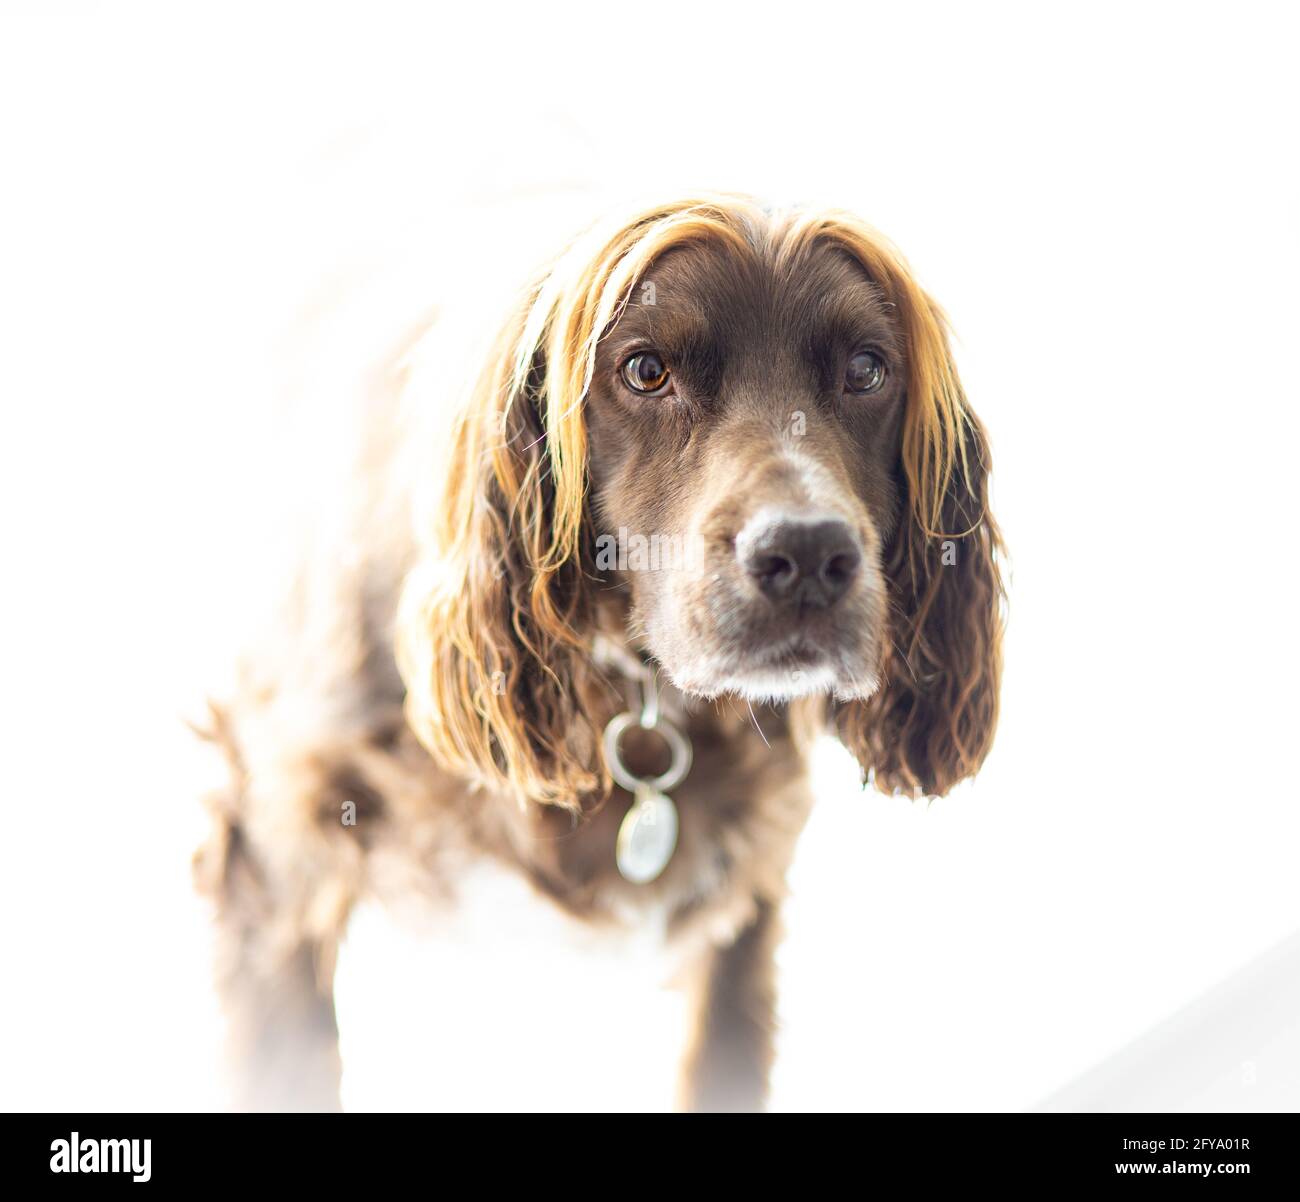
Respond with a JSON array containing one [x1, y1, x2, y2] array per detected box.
[[194, 194, 1004, 1112]]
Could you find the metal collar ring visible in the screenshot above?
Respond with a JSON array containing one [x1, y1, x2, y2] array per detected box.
[[602, 710, 692, 795]]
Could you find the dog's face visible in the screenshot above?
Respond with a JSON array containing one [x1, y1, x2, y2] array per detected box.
[[586, 240, 906, 703], [402, 196, 1002, 807]]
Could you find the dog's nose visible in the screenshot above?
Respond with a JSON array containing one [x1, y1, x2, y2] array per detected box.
[[738, 517, 861, 610]]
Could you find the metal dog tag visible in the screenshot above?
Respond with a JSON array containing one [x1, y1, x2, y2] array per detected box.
[[616, 784, 679, 885]]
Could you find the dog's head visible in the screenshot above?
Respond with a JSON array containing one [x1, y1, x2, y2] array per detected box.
[[399, 195, 1003, 808]]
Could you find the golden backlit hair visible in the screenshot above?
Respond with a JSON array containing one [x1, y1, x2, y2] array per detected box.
[[398, 194, 1004, 808]]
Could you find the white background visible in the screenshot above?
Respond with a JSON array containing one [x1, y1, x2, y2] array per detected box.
[[2, 1, 1297, 1111]]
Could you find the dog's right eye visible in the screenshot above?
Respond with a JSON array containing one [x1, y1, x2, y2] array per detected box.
[[621, 351, 672, 395], [844, 349, 887, 395]]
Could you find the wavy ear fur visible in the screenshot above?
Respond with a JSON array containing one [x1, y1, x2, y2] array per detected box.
[[829, 233, 1006, 798], [396, 295, 613, 811]]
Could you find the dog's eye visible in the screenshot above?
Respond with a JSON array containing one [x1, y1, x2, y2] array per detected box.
[[621, 351, 672, 395], [845, 350, 887, 395]]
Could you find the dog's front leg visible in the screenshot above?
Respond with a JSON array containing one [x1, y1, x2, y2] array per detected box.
[[196, 812, 347, 1112], [678, 898, 781, 1113]]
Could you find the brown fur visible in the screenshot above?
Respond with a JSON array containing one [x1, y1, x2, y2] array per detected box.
[[194, 194, 1004, 1111]]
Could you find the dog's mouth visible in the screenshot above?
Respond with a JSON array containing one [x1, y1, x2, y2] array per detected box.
[[753, 635, 829, 672], [662, 632, 879, 704]]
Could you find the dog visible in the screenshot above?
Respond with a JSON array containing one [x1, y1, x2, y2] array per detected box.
[[194, 193, 1004, 1112]]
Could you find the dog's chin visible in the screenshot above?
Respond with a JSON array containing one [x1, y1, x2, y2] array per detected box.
[[662, 648, 880, 705]]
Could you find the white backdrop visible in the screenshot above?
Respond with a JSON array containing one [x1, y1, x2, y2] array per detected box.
[[2, 1, 1297, 1111]]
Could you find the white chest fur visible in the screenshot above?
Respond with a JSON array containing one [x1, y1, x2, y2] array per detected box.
[[334, 863, 691, 1111]]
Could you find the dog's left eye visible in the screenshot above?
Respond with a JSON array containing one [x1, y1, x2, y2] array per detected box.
[[621, 351, 672, 395], [845, 350, 887, 395]]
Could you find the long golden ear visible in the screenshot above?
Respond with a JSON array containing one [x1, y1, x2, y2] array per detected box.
[[396, 296, 613, 812], [836, 276, 1006, 798]]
